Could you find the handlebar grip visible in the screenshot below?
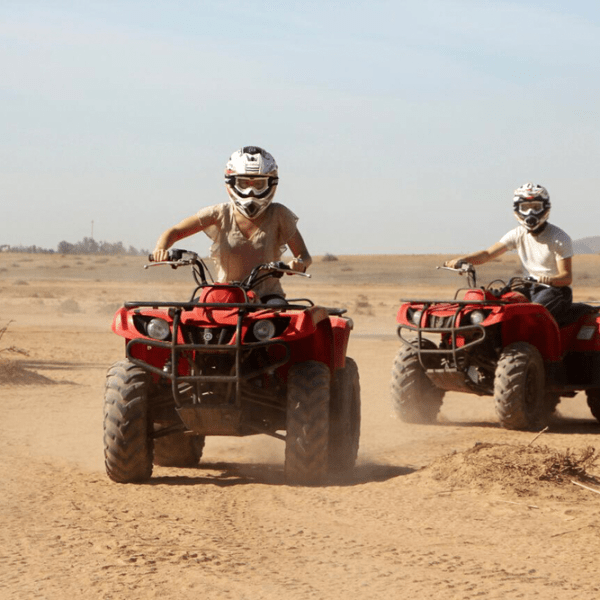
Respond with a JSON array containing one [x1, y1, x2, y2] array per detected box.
[[148, 253, 155, 262]]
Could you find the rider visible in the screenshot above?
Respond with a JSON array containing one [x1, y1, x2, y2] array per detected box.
[[444, 183, 573, 324], [152, 146, 312, 300]]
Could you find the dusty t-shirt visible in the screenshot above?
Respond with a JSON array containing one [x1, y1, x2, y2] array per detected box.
[[197, 202, 298, 297], [499, 223, 573, 279]]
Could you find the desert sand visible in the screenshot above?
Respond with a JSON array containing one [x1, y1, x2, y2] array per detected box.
[[2, 251, 600, 600]]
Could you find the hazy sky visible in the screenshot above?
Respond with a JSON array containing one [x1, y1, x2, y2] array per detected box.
[[2, 1, 599, 255]]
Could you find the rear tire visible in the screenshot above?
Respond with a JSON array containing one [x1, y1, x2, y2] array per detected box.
[[153, 431, 205, 467], [329, 357, 361, 473], [494, 342, 548, 431], [103, 360, 153, 483], [285, 361, 330, 486], [586, 390, 600, 423], [390, 339, 444, 424]]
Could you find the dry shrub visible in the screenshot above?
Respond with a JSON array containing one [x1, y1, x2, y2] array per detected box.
[[539, 446, 598, 483], [0, 360, 55, 385], [323, 253, 338, 262], [422, 442, 599, 495], [59, 299, 81, 313], [354, 294, 373, 316], [0, 320, 54, 385]]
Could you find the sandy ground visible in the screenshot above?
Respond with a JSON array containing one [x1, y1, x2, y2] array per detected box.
[[2, 251, 600, 600]]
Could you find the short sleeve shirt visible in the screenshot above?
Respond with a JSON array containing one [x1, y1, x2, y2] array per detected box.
[[196, 202, 299, 297], [499, 223, 573, 279]]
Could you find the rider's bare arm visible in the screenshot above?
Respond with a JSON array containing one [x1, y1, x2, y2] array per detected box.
[[539, 256, 572, 287], [286, 230, 312, 273], [444, 241, 508, 269], [152, 215, 205, 262]]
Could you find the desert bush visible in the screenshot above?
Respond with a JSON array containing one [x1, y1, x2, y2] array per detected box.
[[323, 253, 339, 262], [59, 299, 81, 313], [354, 294, 373, 315], [0, 321, 29, 379], [0, 321, 55, 385]]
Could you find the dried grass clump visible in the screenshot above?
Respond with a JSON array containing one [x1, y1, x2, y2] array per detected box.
[[423, 442, 600, 495], [0, 359, 56, 385], [323, 253, 338, 262], [0, 320, 54, 385], [59, 298, 81, 313], [0, 321, 26, 357], [354, 294, 373, 316], [538, 446, 598, 483]]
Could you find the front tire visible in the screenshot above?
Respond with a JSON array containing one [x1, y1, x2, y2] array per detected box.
[[390, 339, 444, 424], [103, 360, 153, 483], [494, 342, 548, 431], [285, 361, 330, 486], [586, 390, 600, 423], [329, 357, 361, 473]]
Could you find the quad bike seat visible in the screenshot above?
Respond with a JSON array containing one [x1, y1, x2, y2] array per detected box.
[[559, 302, 599, 327]]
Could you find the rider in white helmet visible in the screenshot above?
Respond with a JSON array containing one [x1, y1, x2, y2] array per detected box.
[[445, 183, 573, 324], [153, 146, 312, 299], [224, 146, 279, 219]]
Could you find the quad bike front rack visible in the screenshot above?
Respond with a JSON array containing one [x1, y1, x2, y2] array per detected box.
[[123, 297, 322, 436], [397, 299, 508, 370]]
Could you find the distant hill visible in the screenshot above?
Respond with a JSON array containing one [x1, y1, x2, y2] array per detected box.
[[573, 236, 600, 255]]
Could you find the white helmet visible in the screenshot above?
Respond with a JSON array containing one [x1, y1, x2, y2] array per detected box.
[[224, 146, 279, 219], [513, 182, 551, 232]]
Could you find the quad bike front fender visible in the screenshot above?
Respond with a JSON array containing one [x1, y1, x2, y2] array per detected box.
[[285, 315, 352, 373], [499, 304, 561, 362]]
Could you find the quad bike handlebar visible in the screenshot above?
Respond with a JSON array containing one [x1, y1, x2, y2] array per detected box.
[[437, 261, 478, 287], [145, 249, 310, 293], [146, 249, 200, 268], [437, 261, 551, 296]]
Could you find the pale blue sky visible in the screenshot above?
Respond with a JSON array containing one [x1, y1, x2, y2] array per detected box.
[[1, 1, 599, 255]]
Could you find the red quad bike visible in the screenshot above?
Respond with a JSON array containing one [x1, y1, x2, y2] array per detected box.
[[104, 249, 360, 485], [391, 262, 600, 431]]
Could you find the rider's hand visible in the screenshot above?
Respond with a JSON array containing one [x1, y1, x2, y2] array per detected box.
[[152, 248, 169, 262], [444, 258, 463, 269], [287, 258, 306, 274], [538, 275, 553, 285]]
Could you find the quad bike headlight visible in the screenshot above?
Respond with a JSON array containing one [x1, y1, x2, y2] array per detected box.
[[146, 318, 171, 340], [253, 319, 276, 341], [467, 310, 487, 325], [410, 309, 424, 326]]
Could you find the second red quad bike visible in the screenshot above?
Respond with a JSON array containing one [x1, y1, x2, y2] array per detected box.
[[391, 263, 600, 430], [104, 249, 360, 485]]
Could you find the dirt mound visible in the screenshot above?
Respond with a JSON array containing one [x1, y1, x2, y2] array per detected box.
[[417, 442, 600, 496], [0, 359, 56, 385]]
